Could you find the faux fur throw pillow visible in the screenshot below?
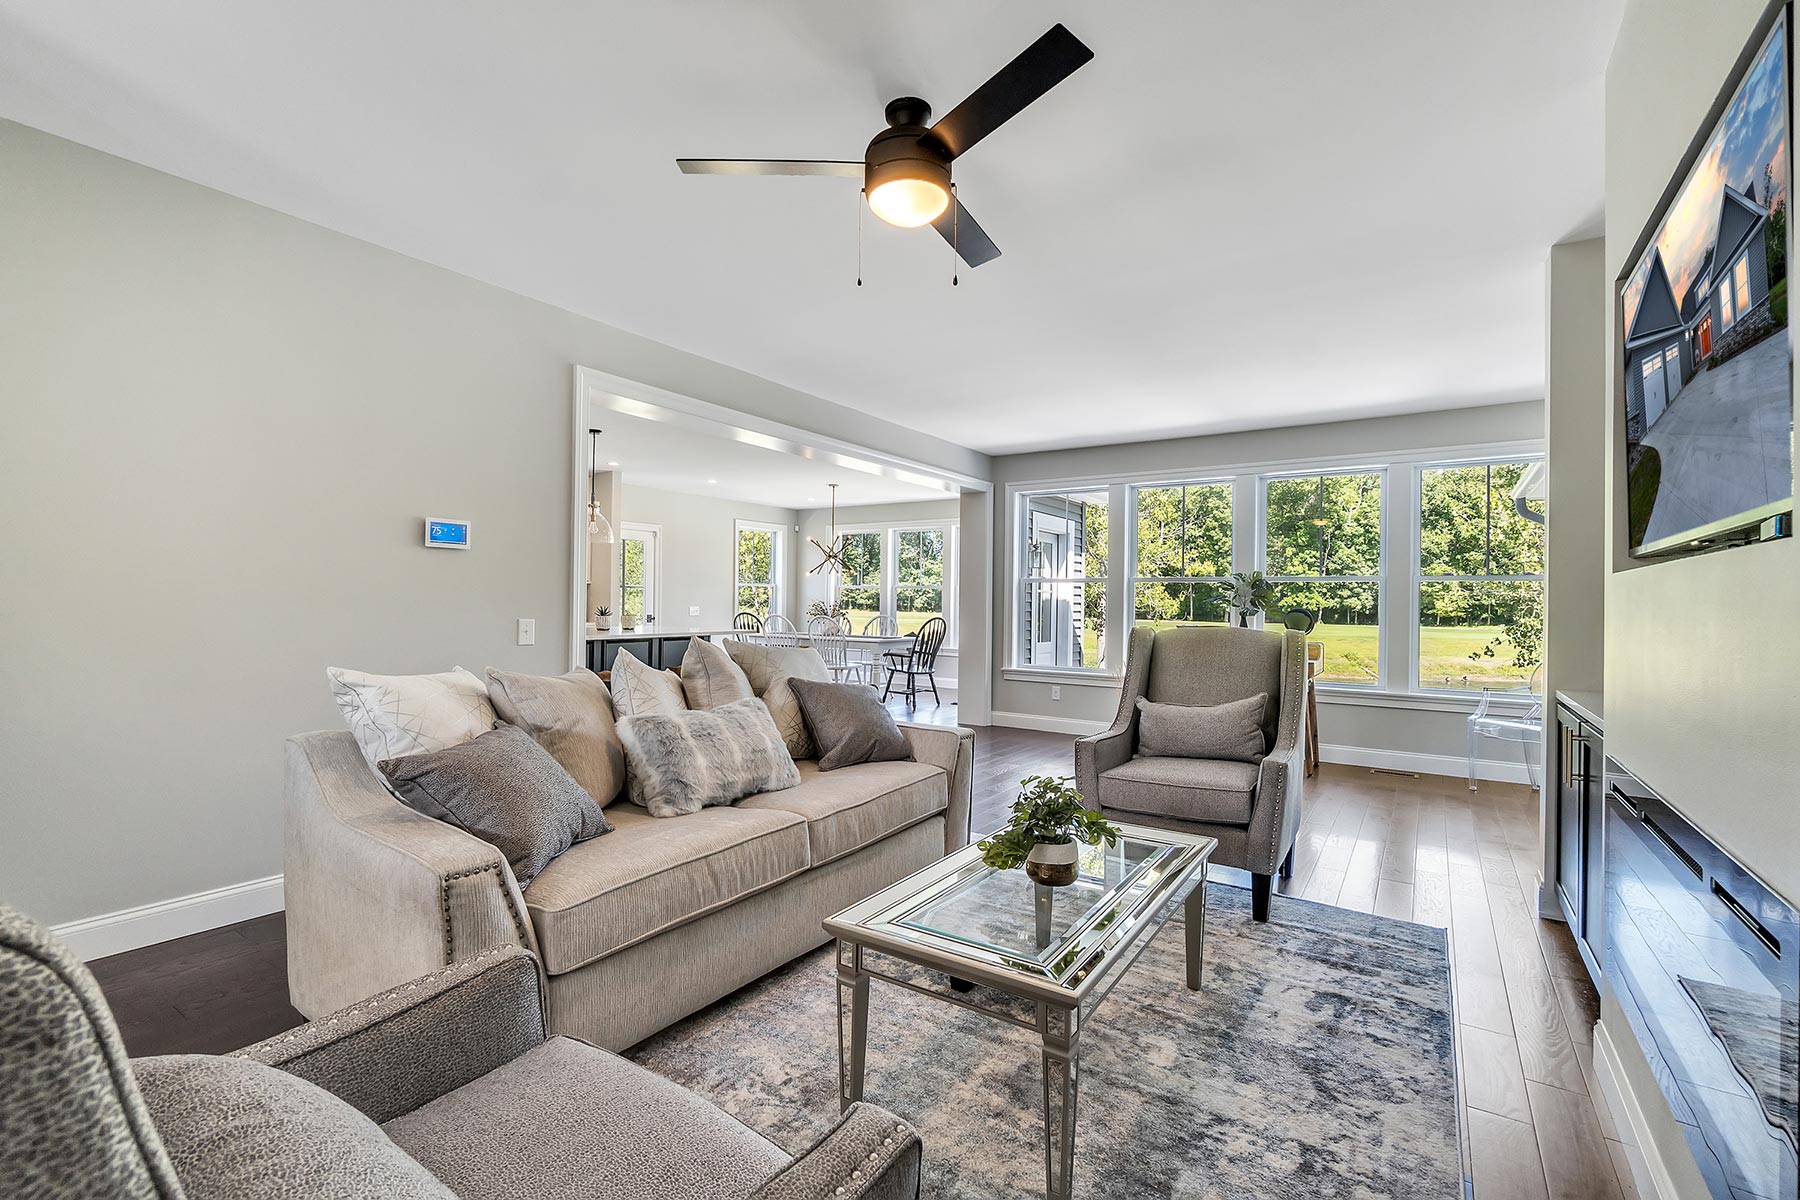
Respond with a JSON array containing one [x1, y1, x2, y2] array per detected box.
[[616, 697, 801, 817]]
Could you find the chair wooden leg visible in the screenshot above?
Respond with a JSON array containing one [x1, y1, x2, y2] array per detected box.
[[1251, 873, 1273, 922], [881, 669, 897, 701], [926, 670, 940, 704], [1279, 848, 1294, 879]]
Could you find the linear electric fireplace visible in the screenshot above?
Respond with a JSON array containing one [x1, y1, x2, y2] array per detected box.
[[1604, 760, 1798, 1199]]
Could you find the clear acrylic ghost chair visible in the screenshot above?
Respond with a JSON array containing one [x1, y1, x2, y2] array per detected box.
[[1468, 665, 1544, 792]]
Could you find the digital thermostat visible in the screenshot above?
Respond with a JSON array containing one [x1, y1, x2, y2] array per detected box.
[[424, 518, 471, 549]]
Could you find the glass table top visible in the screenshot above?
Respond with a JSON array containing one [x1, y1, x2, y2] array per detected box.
[[828, 825, 1215, 996]]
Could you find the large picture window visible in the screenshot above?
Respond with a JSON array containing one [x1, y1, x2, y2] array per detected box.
[[1132, 481, 1232, 630], [733, 522, 782, 622], [1020, 490, 1107, 669], [1417, 461, 1544, 691], [620, 526, 657, 628], [836, 532, 883, 628], [894, 528, 947, 634], [1262, 470, 1383, 686]]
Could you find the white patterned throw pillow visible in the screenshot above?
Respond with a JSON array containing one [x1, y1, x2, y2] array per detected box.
[[327, 665, 496, 771], [608, 650, 688, 718], [722, 639, 831, 760]]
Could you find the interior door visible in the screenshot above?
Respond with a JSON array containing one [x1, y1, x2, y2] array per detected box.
[[1030, 515, 1068, 665]]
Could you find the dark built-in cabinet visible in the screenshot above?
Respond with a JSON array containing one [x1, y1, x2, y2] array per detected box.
[[1553, 694, 1605, 981]]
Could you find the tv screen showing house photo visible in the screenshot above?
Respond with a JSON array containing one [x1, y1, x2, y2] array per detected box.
[[1620, 10, 1793, 557]]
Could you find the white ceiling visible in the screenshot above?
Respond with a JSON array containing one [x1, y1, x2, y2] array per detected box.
[[586, 399, 959, 511], [0, 1, 1622, 455]]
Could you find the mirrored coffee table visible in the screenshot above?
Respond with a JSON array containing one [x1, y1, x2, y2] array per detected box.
[[824, 823, 1216, 1200]]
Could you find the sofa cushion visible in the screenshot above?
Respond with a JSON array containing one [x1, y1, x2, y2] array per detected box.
[[327, 665, 495, 772], [616, 698, 801, 818], [739, 759, 947, 866], [379, 725, 612, 888], [609, 650, 688, 718], [1135, 693, 1268, 763], [524, 805, 809, 974], [723, 640, 831, 759], [134, 1055, 454, 1199], [486, 667, 625, 807], [680, 638, 754, 710], [1098, 756, 1260, 825], [382, 1037, 787, 1200]]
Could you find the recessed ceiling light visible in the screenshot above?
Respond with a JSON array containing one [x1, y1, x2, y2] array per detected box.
[[807, 497, 817, 503], [606, 461, 619, 467], [707, 479, 718, 485]]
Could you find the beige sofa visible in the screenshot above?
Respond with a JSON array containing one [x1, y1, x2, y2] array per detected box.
[[284, 721, 973, 1050]]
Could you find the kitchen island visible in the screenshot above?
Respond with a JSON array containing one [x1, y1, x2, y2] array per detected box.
[[583, 626, 739, 673]]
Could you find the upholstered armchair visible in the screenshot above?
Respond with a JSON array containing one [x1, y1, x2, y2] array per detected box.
[[1075, 625, 1307, 921], [0, 902, 922, 1200]]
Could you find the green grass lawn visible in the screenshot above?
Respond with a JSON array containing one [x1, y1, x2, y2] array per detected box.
[[1114, 620, 1532, 690], [842, 609, 940, 637]]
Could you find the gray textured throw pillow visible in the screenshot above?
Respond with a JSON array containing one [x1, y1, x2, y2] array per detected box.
[[616, 697, 801, 817], [787, 679, 914, 771], [1136, 693, 1268, 763], [486, 667, 625, 807], [134, 1055, 454, 1200], [379, 725, 611, 885]]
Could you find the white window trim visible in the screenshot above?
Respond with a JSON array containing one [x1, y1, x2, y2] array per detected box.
[[733, 519, 785, 623], [1015, 490, 1109, 671], [1125, 478, 1236, 631], [1000, 438, 1544, 708], [829, 520, 959, 648], [1411, 456, 1545, 697]]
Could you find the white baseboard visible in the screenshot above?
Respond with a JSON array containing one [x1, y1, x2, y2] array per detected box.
[[1592, 1019, 1680, 1200], [51, 875, 285, 963], [1318, 743, 1536, 786], [989, 710, 1109, 736]]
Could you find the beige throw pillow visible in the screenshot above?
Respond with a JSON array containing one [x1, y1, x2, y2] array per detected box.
[[680, 638, 754, 710], [616, 698, 801, 817], [327, 666, 495, 772], [723, 639, 831, 759], [486, 668, 625, 807], [608, 650, 687, 718]]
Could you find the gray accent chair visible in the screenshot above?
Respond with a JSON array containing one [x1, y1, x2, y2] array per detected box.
[[1074, 626, 1307, 921], [0, 903, 921, 1200]]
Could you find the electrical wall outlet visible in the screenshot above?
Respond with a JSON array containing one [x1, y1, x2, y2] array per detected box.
[[1051, 685, 1062, 701], [516, 618, 535, 646], [688, 605, 701, 618]]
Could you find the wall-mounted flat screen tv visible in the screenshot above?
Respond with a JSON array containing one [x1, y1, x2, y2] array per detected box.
[[1619, 5, 1793, 559]]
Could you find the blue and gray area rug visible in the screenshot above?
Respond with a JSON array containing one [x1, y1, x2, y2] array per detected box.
[[631, 885, 1461, 1199]]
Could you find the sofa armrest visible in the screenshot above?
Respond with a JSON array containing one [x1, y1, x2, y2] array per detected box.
[[236, 945, 545, 1123], [898, 723, 975, 852], [750, 1103, 922, 1200], [284, 732, 538, 1019], [1245, 630, 1308, 874]]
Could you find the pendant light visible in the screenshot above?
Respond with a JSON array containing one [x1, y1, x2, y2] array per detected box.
[[587, 430, 616, 544], [809, 483, 847, 574]]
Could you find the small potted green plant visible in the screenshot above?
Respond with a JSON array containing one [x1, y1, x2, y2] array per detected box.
[[593, 604, 614, 631], [978, 775, 1122, 887], [1221, 570, 1277, 627]]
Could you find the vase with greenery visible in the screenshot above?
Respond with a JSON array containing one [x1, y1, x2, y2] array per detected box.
[[977, 775, 1122, 887], [1221, 570, 1277, 627], [593, 604, 614, 631]]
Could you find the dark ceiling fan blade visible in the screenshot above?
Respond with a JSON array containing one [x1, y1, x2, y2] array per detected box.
[[932, 196, 1001, 268], [676, 159, 863, 177], [918, 24, 1093, 161]]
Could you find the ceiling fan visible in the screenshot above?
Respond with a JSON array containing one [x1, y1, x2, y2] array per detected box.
[[677, 23, 1094, 269]]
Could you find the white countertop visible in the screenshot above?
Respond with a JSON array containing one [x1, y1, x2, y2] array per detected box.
[[584, 627, 737, 642]]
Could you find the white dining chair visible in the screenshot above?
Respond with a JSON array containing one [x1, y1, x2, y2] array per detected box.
[[809, 617, 870, 686]]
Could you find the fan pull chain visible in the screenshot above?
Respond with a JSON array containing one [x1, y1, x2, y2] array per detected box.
[[951, 183, 959, 287], [856, 188, 864, 287]]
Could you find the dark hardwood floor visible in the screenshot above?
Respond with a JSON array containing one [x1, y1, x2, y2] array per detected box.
[[88, 713, 1622, 1197]]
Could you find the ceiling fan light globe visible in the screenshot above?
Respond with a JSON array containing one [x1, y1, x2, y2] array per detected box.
[[867, 178, 949, 228]]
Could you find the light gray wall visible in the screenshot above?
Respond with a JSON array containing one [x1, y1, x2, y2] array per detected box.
[[1541, 237, 1609, 908], [1601, 3, 1798, 1190], [986, 402, 1547, 764], [0, 120, 986, 926], [618, 484, 800, 629], [1604, 0, 1798, 904]]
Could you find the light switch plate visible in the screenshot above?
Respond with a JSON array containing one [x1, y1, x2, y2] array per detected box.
[[517, 618, 536, 646], [1051, 685, 1062, 701], [688, 605, 701, 617]]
